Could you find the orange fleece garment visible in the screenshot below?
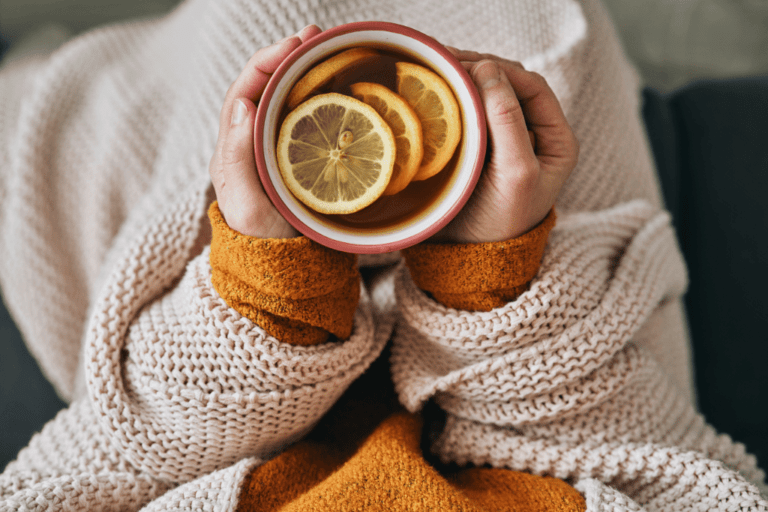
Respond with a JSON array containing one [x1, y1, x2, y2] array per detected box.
[[238, 409, 584, 512], [400, 209, 556, 311], [209, 202, 359, 346], [207, 205, 583, 512]]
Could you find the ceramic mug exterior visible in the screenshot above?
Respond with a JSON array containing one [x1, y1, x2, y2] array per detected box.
[[254, 21, 486, 254]]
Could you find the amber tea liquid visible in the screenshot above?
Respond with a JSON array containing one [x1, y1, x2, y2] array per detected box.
[[278, 46, 464, 231]]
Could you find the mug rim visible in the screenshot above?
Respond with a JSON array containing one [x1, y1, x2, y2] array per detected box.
[[254, 21, 486, 253]]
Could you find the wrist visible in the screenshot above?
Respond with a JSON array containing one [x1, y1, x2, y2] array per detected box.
[[429, 206, 554, 245]]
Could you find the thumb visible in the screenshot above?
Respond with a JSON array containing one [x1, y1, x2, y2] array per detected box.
[[472, 60, 537, 171], [213, 97, 297, 238]]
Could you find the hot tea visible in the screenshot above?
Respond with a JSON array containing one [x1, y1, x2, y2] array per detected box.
[[276, 45, 465, 232]]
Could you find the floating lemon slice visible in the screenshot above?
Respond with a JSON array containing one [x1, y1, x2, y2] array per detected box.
[[349, 82, 424, 195], [277, 93, 396, 215], [395, 61, 461, 181], [286, 47, 379, 111]]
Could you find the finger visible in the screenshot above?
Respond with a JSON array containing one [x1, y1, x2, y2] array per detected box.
[[297, 24, 322, 42], [217, 36, 303, 139], [496, 63, 578, 168], [445, 46, 482, 61], [212, 97, 297, 238], [214, 25, 322, 162], [453, 49, 526, 70], [210, 98, 263, 235], [461, 59, 524, 74], [211, 96, 298, 238], [452, 48, 484, 61], [211, 98, 254, 223], [472, 60, 537, 171], [233, 23, 321, 103], [461, 58, 536, 153]]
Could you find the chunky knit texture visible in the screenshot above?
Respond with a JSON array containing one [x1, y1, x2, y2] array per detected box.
[[223, 205, 584, 511], [392, 200, 767, 510], [1, 0, 766, 510]]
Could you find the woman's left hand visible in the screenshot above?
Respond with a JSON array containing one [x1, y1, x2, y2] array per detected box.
[[208, 25, 322, 239], [432, 49, 579, 244]]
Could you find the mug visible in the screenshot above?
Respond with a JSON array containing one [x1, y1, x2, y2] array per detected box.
[[254, 21, 486, 254]]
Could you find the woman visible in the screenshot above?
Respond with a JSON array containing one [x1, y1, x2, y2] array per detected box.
[[0, 0, 764, 509]]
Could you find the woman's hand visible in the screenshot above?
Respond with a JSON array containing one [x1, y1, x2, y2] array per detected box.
[[433, 49, 579, 244], [208, 25, 322, 239]]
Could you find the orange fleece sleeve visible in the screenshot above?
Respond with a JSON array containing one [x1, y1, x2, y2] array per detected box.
[[208, 202, 360, 346], [401, 209, 556, 311]]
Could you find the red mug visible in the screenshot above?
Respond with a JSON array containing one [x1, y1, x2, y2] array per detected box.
[[255, 21, 486, 254]]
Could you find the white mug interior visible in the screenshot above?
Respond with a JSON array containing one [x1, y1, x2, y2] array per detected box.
[[261, 29, 483, 252]]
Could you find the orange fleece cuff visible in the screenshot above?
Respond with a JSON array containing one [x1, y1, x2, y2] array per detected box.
[[208, 202, 360, 346], [401, 209, 556, 311]]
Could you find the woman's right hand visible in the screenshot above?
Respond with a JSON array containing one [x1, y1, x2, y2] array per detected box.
[[208, 25, 322, 239], [432, 49, 579, 244]]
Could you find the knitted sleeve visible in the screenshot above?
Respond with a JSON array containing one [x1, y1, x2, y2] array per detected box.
[[390, 200, 768, 509], [72, 205, 387, 485], [0, 206, 386, 510]]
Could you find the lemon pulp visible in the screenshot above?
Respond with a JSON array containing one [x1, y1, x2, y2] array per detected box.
[[277, 93, 396, 215]]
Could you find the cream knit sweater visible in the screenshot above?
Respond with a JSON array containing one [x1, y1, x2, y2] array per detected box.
[[0, 0, 765, 510]]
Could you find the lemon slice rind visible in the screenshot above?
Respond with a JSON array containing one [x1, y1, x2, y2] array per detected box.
[[286, 47, 380, 111], [350, 81, 424, 196], [395, 61, 462, 182]]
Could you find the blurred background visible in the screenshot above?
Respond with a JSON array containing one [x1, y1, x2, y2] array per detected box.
[[2, 0, 768, 90], [1, 0, 767, 474]]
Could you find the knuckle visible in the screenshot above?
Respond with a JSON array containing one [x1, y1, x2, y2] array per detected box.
[[501, 58, 525, 69], [510, 164, 540, 193], [226, 203, 261, 235], [479, 52, 500, 61], [492, 169, 538, 200], [491, 160, 539, 195], [219, 138, 249, 169], [487, 95, 522, 126], [530, 72, 555, 94]]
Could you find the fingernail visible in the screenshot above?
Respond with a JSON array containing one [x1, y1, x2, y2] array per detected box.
[[475, 61, 500, 89], [231, 99, 247, 126], [273, 34, 299, 46], [299, 24, 319, 34]]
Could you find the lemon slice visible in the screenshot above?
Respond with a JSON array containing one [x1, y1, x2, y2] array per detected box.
[[349, 82, 424, 196], [277, 93, 396, 215], [395, 62, 461, 181], [286, 47, 379, 111]]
